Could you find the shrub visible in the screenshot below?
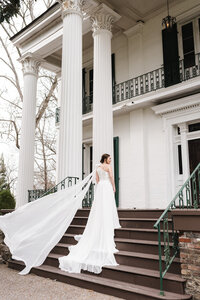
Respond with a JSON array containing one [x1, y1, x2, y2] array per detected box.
[[0, 189, 16, 210]]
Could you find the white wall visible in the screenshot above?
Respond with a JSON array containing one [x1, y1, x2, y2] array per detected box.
[[80, 0, 200, 209], [112, 108, 167, 209], [82, 108, 168, 209]]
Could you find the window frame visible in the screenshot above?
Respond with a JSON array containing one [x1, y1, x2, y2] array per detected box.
[[177, 16, 200, 61]]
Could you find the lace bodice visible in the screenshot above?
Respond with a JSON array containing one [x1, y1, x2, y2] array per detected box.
[[97, 166, 110, 182]]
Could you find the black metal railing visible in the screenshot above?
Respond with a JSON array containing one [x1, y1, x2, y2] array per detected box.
[[55, 52, 200, 123]]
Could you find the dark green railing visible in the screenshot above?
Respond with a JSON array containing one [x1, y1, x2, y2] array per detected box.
[[28, 176, 95, 208], [28, 176, 79, 202], [82, 183, 95, 208], [154, 162, 200, 296], [55, 52, 200, 123]]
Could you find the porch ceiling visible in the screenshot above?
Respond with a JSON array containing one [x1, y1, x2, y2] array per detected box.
[[11, 0, 182, 73]]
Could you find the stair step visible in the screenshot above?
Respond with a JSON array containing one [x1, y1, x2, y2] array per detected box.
[[75, 209, 167, 219], [8, 260, 191, 300], [115, 228, 173, 241], [71, 217, 172, 229], [45, 250, 180, 275], [54, 239, 174, 256], [62, 229, 173, 243]]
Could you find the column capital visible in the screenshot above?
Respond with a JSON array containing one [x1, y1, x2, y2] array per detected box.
[[19, 53, 42, 77], [58, 0, 84, 18], [90, 3, 120, 36]]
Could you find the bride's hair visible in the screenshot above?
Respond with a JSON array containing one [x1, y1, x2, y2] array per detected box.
[[100, 153, 110, 163]]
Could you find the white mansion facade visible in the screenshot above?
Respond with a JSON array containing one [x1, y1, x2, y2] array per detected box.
[[12, 0, 200, 209]]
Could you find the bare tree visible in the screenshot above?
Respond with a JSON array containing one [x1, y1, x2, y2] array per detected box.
[[0, 0, 58, 193]]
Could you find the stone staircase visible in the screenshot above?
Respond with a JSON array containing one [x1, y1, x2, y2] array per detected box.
[[8, 209, 192, 300]]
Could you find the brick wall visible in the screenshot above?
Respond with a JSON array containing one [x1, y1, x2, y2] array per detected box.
[[179, 232, 200, 300]]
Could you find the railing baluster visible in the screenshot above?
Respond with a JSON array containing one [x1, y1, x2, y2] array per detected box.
[[158, 223, 164, 296], [55, 53, 200, 120]]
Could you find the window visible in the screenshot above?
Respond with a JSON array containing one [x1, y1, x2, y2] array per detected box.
[[181, 22, 195, 68], [189, 122, 200, 132], [178, 145, 183, 175]]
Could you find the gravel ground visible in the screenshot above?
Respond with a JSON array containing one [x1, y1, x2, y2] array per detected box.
[[0, 263, 123, 300]]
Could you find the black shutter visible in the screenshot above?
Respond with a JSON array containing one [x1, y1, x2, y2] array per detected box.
[[89, 69, 93, 104], [114, 136, 119, 207], [111, 53, 116, 103], [162, 24, 180, 87], [82, 68, 86, 114]]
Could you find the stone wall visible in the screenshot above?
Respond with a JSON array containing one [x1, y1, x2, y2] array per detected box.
[[0, 229, 11, 264], [179, 232, 200, 300]]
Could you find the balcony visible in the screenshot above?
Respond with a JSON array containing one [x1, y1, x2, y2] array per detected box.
[[55, 53, 200, 124]]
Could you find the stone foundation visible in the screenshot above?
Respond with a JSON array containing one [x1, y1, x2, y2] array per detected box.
[[179, 232, 200, 300], [0, 230, 11, 264]]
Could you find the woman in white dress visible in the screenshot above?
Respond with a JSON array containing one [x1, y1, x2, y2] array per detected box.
[[58, 153, 121, 274], [0, 154, 121, 275]]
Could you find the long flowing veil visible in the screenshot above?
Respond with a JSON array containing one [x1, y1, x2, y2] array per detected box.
[[0, 170, 96, 275]]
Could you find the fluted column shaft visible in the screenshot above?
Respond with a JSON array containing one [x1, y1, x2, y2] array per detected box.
[[16, 54, 40, 208], [91, 10, 115, 168], [55, 74, 61, 183], [57, 0, 83, 181]]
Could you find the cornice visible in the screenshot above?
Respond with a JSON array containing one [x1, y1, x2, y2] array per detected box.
[[152, 94, 200, 117]]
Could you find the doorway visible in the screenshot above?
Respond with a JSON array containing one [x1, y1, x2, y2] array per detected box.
[[189, 138, 200, 173], [82, 137, 119, 207]]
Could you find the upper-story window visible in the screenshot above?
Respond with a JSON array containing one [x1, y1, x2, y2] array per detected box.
[[178, 17, 200, 67], [181, 22, 195, 68]]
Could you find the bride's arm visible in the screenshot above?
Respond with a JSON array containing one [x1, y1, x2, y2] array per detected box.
[[108, 165, 116, 193], [96, 171, 99, 184]]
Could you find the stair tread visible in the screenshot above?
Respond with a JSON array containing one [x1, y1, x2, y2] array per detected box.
[[104, 264, 185, 282], [32, 264, 191, 299], [67, 225, 173, 232], [77, 209, 165, 211], [73, 217, 172, 222], [57, 239, 174, 247], [48, 250, 180, 263], [9, 260, 189, 299], [9, 258, 183, 282]]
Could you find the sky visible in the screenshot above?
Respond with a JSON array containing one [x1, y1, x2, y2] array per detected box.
[[0, 0, 56, 194]]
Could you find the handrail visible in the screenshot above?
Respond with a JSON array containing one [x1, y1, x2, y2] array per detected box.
[[154, 162, 200, 296], [154, 162, 200, 229], [28, 176, 79, 202]]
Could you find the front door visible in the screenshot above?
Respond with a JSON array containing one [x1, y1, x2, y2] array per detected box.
[[188, 138, 200, 206], [82, 137, 119, 207], [188, 139, 200, 173]]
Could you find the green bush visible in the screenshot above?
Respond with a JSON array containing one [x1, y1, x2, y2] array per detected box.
[[0, 189, 16, 210]]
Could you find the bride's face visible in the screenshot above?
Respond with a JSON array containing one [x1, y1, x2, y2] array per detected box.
[[106, 156, 111, 164]]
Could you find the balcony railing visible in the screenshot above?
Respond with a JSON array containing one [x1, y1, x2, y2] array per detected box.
[[55, 52, 200, 123]]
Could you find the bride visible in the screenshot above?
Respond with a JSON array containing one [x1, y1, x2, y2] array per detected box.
[[0, 153, 121, 275], [59, 153, 121, 274]]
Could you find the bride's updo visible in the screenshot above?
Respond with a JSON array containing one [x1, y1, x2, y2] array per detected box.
[[100, 153, 110, 163]]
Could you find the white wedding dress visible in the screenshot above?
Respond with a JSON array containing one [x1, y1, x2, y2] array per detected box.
[[0, 165, 121, 275], [58, 166, 121, 274]]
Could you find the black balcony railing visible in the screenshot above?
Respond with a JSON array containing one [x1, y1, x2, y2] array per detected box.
[[55, 53, 200, 123]]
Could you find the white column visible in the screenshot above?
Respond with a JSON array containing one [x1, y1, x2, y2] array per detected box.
[[16, 53, 40, 208], [57, 0, 83, 182], [91, 4, 120, 168], [179, 122, 190, 182], [55, 73, 61, 183]]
